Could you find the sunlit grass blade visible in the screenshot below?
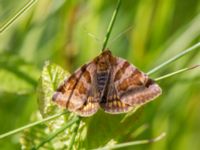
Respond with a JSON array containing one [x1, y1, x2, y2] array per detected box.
[[33, 116, 79, 150], [147, 42, 200, 75], [93, 132, 166, 150], [0, 0, 37, 33], [0, 111, 67, 140], [154, 65, 200, 81], [102, 0, 121, 51]]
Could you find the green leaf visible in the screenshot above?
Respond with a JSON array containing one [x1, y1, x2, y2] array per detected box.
[[20, 62, 79, 149], [37, 61, 69, 117]]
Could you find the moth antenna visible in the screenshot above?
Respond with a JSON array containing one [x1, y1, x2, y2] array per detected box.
[[109, 25, 134, 45], [87, 32, 102, 43], [0, 0, 37, 33], [83, 27, 103, 50], [83, 27, 102, 43]]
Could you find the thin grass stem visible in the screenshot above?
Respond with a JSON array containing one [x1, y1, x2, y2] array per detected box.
[[0, 0, 37, 33], [154, 65, 200, 81], [101, 0, 121, 51], [33, 116, 79, 150], [93, 132, 166, 150], [147, 42, 200, 75], [67, 118, 81, 150], [0, 111, 67, 139]]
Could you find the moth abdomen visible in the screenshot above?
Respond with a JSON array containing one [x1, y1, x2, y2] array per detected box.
[[97, 71, 109, 91]]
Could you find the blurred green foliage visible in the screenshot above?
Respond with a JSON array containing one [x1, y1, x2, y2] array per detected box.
[[0, 0, 200, 149]]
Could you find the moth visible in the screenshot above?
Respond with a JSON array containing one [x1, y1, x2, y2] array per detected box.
[[52, 49, 162, 117]]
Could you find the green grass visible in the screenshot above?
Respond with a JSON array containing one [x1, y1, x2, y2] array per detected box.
[[0, 0, 200, 149]]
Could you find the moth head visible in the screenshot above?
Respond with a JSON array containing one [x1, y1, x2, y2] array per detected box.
[[102, 49, 112, 55], [96, 49, 112, 70]]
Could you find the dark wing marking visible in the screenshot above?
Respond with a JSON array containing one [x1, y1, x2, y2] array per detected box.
[[52, 61, 100, 117], [100, 83, 132, 114], [99, 57, 132, 114]]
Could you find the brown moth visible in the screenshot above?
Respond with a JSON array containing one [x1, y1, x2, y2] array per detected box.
[[52, 49, 162, 117]]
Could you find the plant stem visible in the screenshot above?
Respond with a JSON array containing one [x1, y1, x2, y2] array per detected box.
[[33, 116, 79, 150], [67, 117, 81, 150], [101, 0, 121, 51], [147, 42, 200, 75], [0, 111, 67, 140], [93, 132, 166, 150], [0, 0, 37, 33], [154, 65, 200, 81]]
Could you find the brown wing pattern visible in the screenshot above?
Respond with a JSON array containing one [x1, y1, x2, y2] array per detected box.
[[53, 49, 162, 116], [52, 62, 100, 117], [113, 57, 162, 109], [100, 55, 161, 114]]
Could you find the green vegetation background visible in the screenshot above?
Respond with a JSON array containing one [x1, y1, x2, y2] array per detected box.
[[0, 0, 200, 149]]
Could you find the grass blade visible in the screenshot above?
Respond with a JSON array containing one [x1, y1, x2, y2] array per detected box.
[[147, 42, 200, 75], [154, 65, 200, 81], [101, 0, 121, 51], [93, 132, 166, 150], [0, 0, 37, 33], [0, 111, 67, 139]]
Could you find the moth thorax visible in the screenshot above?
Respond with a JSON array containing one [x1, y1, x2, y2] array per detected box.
[[96, 71, 109, 92], [97, 61, 110, 71]]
